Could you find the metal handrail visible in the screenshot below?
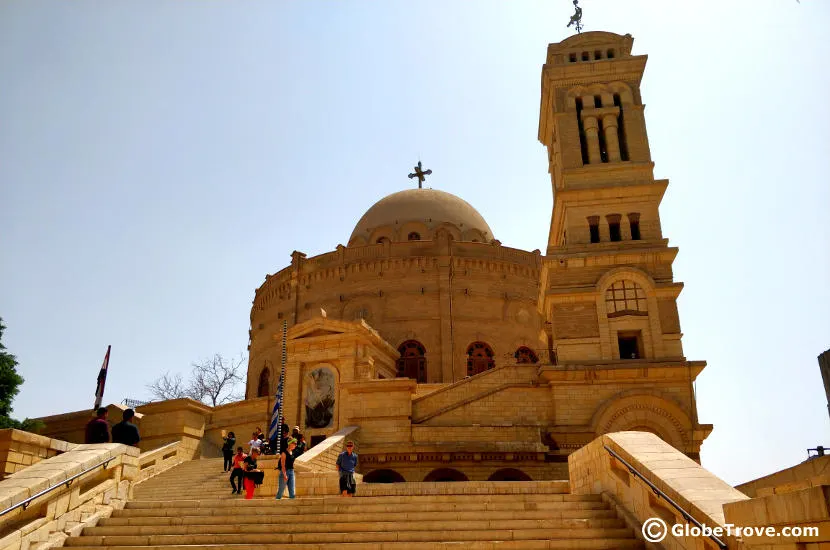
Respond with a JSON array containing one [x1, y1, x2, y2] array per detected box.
[[0, 457, 112, 517], [603, 445, 727, 550]]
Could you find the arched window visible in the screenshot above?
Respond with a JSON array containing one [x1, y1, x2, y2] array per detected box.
[[466, 342, 495, 376], [514, 346, 539, 364], [488, 468, 533, 481], [257, 367, 270, 397], [407, 232, 421, 241], [376, 237, 390, 244], [423, 468, 469, 482], [363, 469, 406, 483], [605, 280, 647, 316], [396, 340, 427, 383]]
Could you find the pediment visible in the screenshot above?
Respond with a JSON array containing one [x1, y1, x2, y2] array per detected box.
[[293, 328, 347, 339], [288, 317, 360, 341]]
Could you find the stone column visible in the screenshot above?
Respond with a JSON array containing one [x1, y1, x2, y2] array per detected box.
[[581, 115, 601, 164], [602, 113, 621, 162]]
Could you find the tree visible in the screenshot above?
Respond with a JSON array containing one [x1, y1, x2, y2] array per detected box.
[[189, 354, 245, 407], [0, 318, 43, 433], [146, 354, 245, 407], [146, 371, 193, 401], [0, 318, 24, 418]]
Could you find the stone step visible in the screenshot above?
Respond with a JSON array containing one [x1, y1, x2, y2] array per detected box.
[[60, 540, 644, 550], [84, 518, 627, 536], [65, 527, 637, 546], [99, 509, 619, 527], [114, 500, 609, 518], [126, 493, 602, 508], [135, 481, 571, 495]]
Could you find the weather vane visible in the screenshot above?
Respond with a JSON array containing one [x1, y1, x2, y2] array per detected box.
[[567, 0, 583, 33], [408, 161, 432, 189]]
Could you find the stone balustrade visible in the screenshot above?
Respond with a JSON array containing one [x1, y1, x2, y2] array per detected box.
[[133, 441, 185, 486], [0, 430, 76, 480], [0, 443, 139, 550], [569, 431, 748, 550]]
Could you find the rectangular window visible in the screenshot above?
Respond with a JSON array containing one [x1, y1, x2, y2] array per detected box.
[[588, 216, 600, 243], [628, 213, 641, 240], [618, 331, 642, 360], [569, 53, 577, 63], [607, 49, 615, 59], [607, 214, 622, 242]]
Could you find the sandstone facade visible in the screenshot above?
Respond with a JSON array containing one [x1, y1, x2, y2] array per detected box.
[[241, 31, 713, 481]]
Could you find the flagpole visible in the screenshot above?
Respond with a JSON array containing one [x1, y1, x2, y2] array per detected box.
[[269, 321, 288, 456], [93, 345, 111, 411]]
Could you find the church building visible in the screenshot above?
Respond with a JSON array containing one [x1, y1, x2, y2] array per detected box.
[[244, 31, 712, 483]]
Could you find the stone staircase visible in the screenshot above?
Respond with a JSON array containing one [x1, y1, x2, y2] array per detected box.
[[62, 458, 645, 549], [132, 457, 236, 501], [411, 364, 538, 424]]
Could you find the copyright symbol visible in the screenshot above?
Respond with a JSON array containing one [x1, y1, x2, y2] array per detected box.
[[642, 517, 668, 542]]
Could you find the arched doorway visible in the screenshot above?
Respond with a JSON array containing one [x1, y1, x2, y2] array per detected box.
[[363, 469, 406, 483], [423, 468, 469, 482], [514, 346, 539, 364], [487, 468, 533, 481], [466, 342, 495, 376], [397, 340, 427, 383], [257, 367, 270, 397]]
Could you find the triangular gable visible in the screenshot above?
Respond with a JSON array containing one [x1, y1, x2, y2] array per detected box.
[[293, 328, 345, 339], [288, 317, 358, 341]]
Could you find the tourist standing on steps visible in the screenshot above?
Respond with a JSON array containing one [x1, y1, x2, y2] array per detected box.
[[275, 438, 297, 500], [221, 431, 236, 472], [111, 408, 140, 446], [294, 434, 307, 458], [336, 440, 358, 497], [248, 431, 262, 454], [85, 407, 110, 444], [242, 447, 263, 500], [229, 447, 246, 494]]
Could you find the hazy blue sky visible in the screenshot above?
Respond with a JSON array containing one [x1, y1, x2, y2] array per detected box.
[[1, 1, 828, 485]]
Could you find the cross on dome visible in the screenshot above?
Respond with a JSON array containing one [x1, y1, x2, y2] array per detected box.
[[408, 161, 432, 189]]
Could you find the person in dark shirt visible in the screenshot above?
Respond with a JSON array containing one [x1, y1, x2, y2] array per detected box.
[[242, 448, 262, 499], [221, 431, 236, 472], [111, 408, 140, 446], [294, 433, 307, 458], [84, 407, 110, 444], [275, 438, 297, 500], [336, 440, 358, 497]]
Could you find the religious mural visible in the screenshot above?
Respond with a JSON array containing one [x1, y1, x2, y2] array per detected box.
[[304, 366, 335, 429]]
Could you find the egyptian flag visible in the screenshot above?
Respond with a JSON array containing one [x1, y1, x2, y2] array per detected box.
[[93, 345, 111, 410]]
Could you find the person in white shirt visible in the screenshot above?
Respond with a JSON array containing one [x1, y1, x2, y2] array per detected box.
[[248, 431, 262, 454]]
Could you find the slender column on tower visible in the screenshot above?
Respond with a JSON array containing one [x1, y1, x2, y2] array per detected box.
[[602, 113, 622, 162], [582, 115, 601, 164]]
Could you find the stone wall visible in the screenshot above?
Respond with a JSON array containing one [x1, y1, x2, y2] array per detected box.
[[249, 240, 544, 390], [0, 443, 139, 550], [569, 431, 747, 550], [0, 430, 75, 480]]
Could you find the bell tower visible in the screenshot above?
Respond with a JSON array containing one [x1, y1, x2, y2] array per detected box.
[[539, 31, 665, 254], [536, 32, 710, 457], [538, 31, 692, 366]]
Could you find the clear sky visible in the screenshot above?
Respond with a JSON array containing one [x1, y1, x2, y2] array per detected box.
[[1, 0, 828, 486]]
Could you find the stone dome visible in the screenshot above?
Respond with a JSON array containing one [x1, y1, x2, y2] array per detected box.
[[349, 189, 494, 245]]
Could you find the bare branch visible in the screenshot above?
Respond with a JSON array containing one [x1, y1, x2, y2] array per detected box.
[[189, 353, 245, 407], [146, 371, 191, 401]]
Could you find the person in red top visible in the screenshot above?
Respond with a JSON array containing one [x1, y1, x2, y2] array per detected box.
[[84, 407, 110, 444], [229, 447, 247, 495]]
